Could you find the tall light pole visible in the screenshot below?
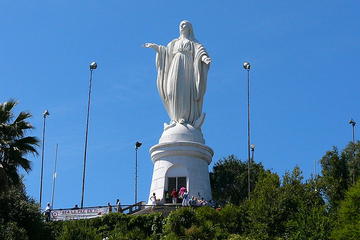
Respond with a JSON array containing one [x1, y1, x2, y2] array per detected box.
[[39, 110, 50, 208], [51, 144, 58, 208], [135, 141, 142, 204], [81, 61, 97, 209], [349, 119, 357, 184], [243, 61, 251, 199], [349, 119, 356, 143]]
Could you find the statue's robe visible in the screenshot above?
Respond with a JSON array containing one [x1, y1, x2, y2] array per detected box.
[[155, 38, 209, 127]]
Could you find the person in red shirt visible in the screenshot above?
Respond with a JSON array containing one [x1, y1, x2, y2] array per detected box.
[[171, 189, 178, 204]]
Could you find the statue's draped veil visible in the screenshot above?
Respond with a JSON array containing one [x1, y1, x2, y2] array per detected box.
[[179, 20, 197, 42]]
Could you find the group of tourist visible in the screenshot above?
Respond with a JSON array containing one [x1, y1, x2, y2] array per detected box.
[[188, 196, 214, 207], [154, 187, 215, 207], [107, 199, 122, 213], [169, 187, 188, 205]]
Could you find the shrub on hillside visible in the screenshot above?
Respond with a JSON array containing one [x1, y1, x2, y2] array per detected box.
[[51, 212, 163, 240], [218, 204, 249, 235], [163, 207, 197, 236], [0, 184, 50, 240], [57, 220, 101, 240], [331, 179, 360, 240], [227, 235, 257, 240]]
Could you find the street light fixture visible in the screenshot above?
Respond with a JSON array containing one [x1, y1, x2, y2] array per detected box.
[[243, 62, 251, 70], [349, 119, 356, 143], [243, 61, 251, 199], [81, 61, 97, 209], [250, 144, 255, 161], [135, 141, 142, 204], [90, 62, 97, 70], [39, 110, 50, 208]]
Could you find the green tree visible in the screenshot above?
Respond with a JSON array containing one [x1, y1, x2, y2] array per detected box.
[[244, 167, 331, 240], [343, 142, 360, 185], [283, 172, 332, 240], [245, 171, 282, 239], [320, 147, 350, 209], [285, 205, 332, 240], [210, 155, 266, 205], [0, 100, 39, 191], [331, 179, 360, 240]]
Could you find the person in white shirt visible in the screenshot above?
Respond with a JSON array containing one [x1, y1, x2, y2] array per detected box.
[[150, 193, 157, 209], [44, 203, 51, 221], [182, 191, 189, 206]]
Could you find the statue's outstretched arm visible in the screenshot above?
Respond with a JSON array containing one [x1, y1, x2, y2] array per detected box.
[[144, 43, 161, 53]]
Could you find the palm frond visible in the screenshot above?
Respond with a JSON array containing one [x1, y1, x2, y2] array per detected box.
[[4, 164, 21, 185], [16, 157, 32, 172], [3, 99, 17, 112], [14, 111, 32, 124], [13, 136, 39, 155], [0, 100, 38, 190], [0, 100, 17, 128]]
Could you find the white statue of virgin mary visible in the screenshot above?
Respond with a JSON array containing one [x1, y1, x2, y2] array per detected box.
[[145, 20, 211, 129]]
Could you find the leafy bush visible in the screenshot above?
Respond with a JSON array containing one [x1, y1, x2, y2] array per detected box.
[[331, 179, 360, 240], [285, 206, 332, 240], [227, 235, 257, 240], [163, 207, 197, 236], [0, 222, 28, 240], [0, 184, 51, 240], [58, 220, 101, 240], [50, 212, 164, 240], [219, 204, 248, 235]]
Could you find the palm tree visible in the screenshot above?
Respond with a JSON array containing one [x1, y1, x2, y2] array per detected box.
[[0, 100, 39, 192]]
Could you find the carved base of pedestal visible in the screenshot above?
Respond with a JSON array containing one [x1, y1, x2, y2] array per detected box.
[[159, 122, 205, 144]]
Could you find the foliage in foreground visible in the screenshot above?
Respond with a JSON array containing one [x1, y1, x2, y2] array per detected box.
[[331, 179, 360, 240], [50, 212, 164, 240], [48, 169, 337, 240], [3, 152, 358, 239], [0, 183, 51, 240]]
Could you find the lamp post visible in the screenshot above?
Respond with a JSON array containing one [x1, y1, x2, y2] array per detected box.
[[349, 119, 357, 184], [349, 119, 356, 143], [135, 141, 142, 204], [80, 61, 97, 209], [39, 110, 50, 208], [51, 144, 58, 208], [243, 61, 251, 199]]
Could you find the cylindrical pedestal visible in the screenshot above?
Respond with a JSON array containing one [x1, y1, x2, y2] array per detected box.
[[147, 141, 213, 204]]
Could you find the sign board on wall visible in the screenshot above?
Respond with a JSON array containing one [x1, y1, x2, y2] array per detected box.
[[50, 207, 109, 221]]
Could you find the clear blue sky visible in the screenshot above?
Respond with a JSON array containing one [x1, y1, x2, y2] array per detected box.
[[2, 0, 360, 209]]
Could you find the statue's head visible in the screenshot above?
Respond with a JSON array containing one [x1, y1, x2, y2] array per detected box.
[[179, 20, 196, 41]]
